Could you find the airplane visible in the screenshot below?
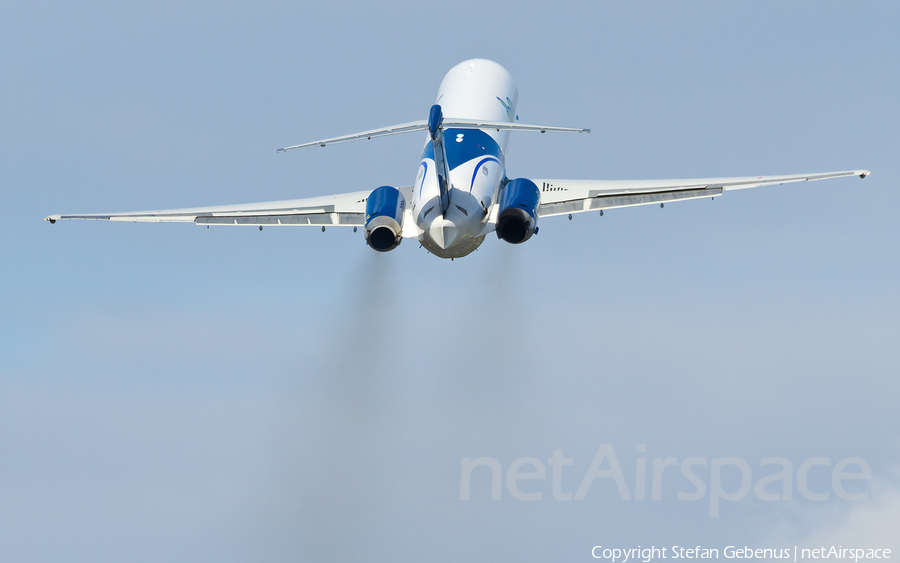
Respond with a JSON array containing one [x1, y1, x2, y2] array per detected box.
[[45, 59, 870, 260]]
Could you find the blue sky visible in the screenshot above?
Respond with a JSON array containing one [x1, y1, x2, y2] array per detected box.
[[2, 1, 898, 561]]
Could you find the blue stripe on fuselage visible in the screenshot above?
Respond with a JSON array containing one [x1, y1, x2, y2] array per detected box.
[[470, 156, 500, 192], [417, 161, 428, 197], [421, 128, 503, 171]]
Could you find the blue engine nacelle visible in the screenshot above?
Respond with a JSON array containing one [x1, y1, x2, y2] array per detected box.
[[364, 186, 406, 252], [496, 178, 540, 244]]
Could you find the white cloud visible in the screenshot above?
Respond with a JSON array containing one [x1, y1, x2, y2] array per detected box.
[[769, 471, 900, 551]]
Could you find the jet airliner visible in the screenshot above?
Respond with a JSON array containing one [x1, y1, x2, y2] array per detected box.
[[45, 59, 869, 259]]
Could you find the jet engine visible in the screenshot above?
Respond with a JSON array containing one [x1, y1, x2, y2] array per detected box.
[[496, 178, 540, 244], [364, 185, 406, 252]]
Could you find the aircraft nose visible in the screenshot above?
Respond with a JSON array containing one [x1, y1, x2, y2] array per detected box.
[[429, 218, 459, 250]]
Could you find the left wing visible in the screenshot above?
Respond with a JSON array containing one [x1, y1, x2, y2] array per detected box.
[[45, 187, 413, 227], [533, 170, 870, 217]]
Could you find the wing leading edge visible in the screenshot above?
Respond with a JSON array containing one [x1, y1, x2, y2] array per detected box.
[[533, 170, 870, 217]]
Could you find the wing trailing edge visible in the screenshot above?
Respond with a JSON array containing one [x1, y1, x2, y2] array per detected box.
[[533, 170, 870, 218]]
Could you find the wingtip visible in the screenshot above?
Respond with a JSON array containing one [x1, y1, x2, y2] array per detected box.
[[276, 148, 285, 153], [859, 170, 870, 178], [44, 215, 58, 224], [583, 128, 591, 134]]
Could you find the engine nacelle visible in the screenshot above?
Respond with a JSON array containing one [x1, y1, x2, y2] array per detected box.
[[364, 185, 406, 252], [496, 178, 540, 244]]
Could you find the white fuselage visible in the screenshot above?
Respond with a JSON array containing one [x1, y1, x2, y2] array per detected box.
[[411, 59, 518, 258]]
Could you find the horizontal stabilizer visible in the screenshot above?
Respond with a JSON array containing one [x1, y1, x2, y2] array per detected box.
[[277, 119, 588, 152], [442, 119, 589, 134], [277, 121, 429, 152]]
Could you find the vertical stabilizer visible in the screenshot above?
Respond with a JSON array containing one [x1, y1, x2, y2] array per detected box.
[[428, 104, 451, 215]]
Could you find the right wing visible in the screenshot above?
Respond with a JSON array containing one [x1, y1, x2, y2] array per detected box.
[[534, 170, 870, 217], [45, 187, 413, 228]]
